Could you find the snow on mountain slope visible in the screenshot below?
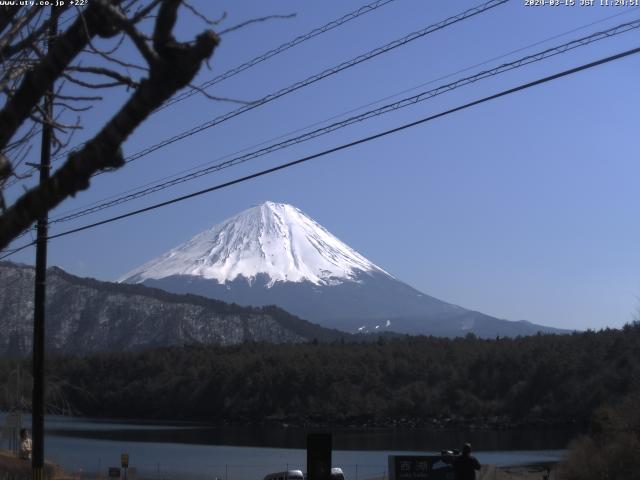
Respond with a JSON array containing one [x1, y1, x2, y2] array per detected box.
[[120, 202, 391, 287], [119, 202, 568, 338]]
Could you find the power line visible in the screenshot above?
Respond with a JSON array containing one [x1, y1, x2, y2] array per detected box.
[[36, 0, 509, 220], [45, 18, 640, 225], [92, 0, 509, 171], [47, 6, 640, 224], [0, 243, 32, 259], [54, 0, 400, 162], [5, 0, 400, 186], [160, 0, 399, 111], [3, 43, 638, 259]]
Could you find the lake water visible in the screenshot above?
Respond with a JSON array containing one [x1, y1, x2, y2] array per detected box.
[[1, 413, 576, 480]]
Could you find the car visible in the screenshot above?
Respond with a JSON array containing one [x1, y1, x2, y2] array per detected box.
[[263, 470, 305, 480], [331, 467, 345, 480], [302, 467, 346, 480]]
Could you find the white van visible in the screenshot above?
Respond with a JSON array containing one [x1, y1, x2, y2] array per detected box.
[[263, 470, 305, 480], [331, 468, 345, 480], [300, 468, 346, 480]]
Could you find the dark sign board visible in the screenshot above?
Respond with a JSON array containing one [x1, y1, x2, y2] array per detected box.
[[388, 455, 455, 480], [307, 433, 332, 480], [108, 467, 121, 478]]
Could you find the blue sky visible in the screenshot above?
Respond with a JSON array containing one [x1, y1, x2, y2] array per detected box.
[[5, 0, 640, 330]]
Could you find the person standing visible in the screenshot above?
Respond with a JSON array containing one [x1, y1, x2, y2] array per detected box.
[[453, 443, 481, 480], [19, 428, 32, 461]]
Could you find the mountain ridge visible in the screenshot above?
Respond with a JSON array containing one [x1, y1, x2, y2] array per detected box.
[[121, 202, 568, 338], [0, 261, 347, 357]]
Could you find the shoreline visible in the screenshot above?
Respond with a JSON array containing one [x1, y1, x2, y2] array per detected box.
[[2, 409, 581, 432], [0, 449, 64, 480], [489, 463, 557, 480], [2, 448, 561, 480]]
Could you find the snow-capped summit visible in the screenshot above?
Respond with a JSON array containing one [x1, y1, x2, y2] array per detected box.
[[120, 202, 566, 338], [120, 202, 390, 287]]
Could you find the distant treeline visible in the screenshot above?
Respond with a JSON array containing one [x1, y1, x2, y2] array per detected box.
[[2, 324, 640, 427]]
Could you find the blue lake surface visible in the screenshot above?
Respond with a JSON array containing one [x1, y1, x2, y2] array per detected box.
[[1, 413, 573, 480]]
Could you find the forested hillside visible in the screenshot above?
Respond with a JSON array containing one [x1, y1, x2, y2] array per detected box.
[[2, 324, 639, 427], [0, 262, 346, 356]]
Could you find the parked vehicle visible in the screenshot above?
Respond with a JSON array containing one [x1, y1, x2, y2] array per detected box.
[[302, 467, 346, 480], [331, 468, 345, 480], [263, 470, 304, 480]]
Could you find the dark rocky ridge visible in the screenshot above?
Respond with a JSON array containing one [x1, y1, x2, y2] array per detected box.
[[0, 262, 345, 357]]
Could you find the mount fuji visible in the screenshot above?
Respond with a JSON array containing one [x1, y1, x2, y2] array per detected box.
[[120, 202, 564, 338]]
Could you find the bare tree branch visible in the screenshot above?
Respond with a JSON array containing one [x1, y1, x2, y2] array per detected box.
[[52, 116, 81, 156], [0, 0, 122, 152], [83, 40, 150, 73], [53, 101, 93, 112], [0, 7, 19, 35], [81, 31, 126, 57], [0, 53, 35, 93], [105, 3, 159, 66], [67, 66, 139, 88], [4, 119, 39, 154], [11, 144, 33, 172], [186, 81, 256, 105], [0, 3, 219, 249], [74, 4, 120, 57], [0, 7, 42, 59], [130, 0, 162, 23], [183, 1, 226, 26], [153, 0, 179, 52], [219, 13, 296, 36], [61, 72, 130, 90], [0, 8, 62, 60], [56, 93, 103, 102], [0, 153, 11, 183]]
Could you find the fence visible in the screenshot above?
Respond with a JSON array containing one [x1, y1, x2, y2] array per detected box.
[[53, 463, 388, 480]]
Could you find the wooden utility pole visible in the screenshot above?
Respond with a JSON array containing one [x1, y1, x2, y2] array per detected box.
[[32, 7, 57, 480]]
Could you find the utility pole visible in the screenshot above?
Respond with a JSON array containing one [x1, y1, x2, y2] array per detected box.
[[32, 7, 57, 480]]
